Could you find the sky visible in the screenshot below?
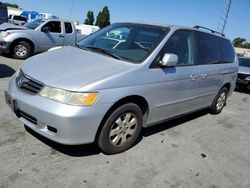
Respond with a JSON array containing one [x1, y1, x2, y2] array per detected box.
[[5, 0, 250, 41]]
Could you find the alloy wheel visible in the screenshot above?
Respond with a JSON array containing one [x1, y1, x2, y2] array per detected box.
[[109, 112, 137, 147]]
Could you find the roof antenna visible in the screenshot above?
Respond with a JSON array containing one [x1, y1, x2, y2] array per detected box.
[[218, 0, 232, 35], [68, 0, 75, 20], [62, 0, 75, 47]]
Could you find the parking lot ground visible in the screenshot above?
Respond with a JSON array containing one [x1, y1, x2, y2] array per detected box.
[[0, 55, 250, 188]]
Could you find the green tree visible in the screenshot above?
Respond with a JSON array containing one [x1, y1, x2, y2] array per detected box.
[[95, 6, 111, 28], [3, 3, 19, 8], [233, 37, 250, 49], [233, 37, 246, 47], [84, 11, 94, 25]]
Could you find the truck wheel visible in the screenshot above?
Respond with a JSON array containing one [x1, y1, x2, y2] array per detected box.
[[97, 103, 143, 154], [12, 41, 32, 59], [210, 87, 228, 114]]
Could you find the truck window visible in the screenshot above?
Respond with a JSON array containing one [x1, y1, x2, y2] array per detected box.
[[65, 22, 73, 34], [42, 21, 61, 33], [13, 15, 27, 21]]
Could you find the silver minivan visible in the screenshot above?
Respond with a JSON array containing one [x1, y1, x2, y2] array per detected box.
[[5, 23, 238, 154]]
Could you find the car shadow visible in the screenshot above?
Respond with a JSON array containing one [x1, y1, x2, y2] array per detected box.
[[0, 64, 16, 78], [25, 109, 209, 157], [234, 87, 250, 94], [24, 126, 101, 157], [142, 109, 209, 137]]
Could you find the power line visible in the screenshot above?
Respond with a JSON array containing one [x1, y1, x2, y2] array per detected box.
[[218, 0, 232, 35]]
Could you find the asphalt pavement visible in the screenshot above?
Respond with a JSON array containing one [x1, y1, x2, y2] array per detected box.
[[0, 54, 250, 188]]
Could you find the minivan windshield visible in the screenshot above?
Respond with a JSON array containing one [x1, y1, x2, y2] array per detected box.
[[239, 58, 250, 67], [24, 19, 45, 29], [77, 23, 169, 63]]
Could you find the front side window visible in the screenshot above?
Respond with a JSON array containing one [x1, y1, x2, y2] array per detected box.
[[77, 23, 168, 63], [41, 21, 61, 33], [163, 30, 195, 66]]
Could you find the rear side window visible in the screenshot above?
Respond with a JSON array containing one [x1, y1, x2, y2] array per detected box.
[[196, 32, 235, 65], [64, 22, 73, 34], [13, 16, 27, 21]]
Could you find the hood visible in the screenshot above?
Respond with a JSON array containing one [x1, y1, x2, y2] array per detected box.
[[0, 22, 28, 31], [21, 46, 134, 91], [239, 65, 250, 75]]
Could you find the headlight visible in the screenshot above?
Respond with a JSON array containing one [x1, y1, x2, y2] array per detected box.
[[0, 31, 11, 38], [246, 76, 250, 81], [39, 86, 99, 106]]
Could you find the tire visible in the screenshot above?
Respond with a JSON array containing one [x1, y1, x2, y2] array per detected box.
[[11, 41, 32, 59], [97, 103, 143, 154], [210, 87, 228, 114]]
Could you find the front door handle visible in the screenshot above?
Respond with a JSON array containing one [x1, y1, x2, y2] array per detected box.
[[59, 35, 65, 38], [190, 74, 198, 81]]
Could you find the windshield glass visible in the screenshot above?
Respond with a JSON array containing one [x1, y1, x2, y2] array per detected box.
[[239, 58, 250, 67], [77, 23, 169, 63], [24, 19, 45, 29]]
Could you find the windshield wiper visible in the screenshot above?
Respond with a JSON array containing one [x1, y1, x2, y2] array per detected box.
[[82, 46, 123, 60]]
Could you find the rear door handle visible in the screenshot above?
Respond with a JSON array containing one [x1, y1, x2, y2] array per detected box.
[[190, 74, 198, 81]]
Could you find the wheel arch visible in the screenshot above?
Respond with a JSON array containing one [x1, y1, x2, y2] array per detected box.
[[222, 83, 231, 92], [10, 38, 35, 53], [95, 95, 149, 141]]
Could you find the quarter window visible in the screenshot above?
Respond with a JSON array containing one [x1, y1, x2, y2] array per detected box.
[[164, 30, 195, 65], [65, 22, 73, 34], [196, 32, 234, 65]]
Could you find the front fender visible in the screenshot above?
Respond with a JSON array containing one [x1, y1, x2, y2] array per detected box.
[[4, 32, 38, 52]]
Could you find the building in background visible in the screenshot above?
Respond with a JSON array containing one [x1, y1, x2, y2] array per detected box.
[[235, 47, 250, 57], [7, 6, 22, 16]]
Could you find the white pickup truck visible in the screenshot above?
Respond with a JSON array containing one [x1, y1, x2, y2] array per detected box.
[[0, 19, 86, 59]]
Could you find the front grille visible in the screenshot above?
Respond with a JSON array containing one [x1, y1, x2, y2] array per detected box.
[[16, 70, 44, 95], [16, 110, 37, 125]]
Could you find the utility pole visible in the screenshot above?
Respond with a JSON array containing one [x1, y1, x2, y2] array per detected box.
[[218, 0, 232, 34]]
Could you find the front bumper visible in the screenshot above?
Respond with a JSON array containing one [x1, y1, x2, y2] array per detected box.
[[0, 39, 11, 53], [6, 76, 112, 145]]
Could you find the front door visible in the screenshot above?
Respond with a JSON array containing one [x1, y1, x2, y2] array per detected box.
[[148, 30, 200, 123], [39, 21, 64, 50]]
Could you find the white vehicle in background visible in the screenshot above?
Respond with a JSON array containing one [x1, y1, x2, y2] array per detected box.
[[8, 14, 27, 26], [74, 22, 99, 35], [38, 13, 58, 19], [0, 18, 86, 59]]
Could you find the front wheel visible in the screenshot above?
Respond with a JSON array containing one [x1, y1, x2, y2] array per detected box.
[[11, 41, 32, 59], [97, 103, 143, 154], [210, 87, 228, 114]]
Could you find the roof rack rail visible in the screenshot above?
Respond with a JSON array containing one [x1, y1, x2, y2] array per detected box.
[[193, 25, 225, 37]]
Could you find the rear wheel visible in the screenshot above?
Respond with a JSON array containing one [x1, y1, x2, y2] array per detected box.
[[11, 41, 32, 59], [210, 87, 228, 114], [97, 103, 143, 154]]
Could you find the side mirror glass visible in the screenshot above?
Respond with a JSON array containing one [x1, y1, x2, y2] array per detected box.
[[159, 53, 178, 67]]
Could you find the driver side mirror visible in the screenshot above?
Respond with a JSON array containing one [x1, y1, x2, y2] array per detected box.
[[159, 53, 178, 67], [42, 26, 50, 32]]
